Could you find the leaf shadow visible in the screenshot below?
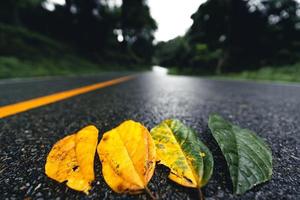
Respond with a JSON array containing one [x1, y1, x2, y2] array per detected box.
[[200, 126, 234, 194]]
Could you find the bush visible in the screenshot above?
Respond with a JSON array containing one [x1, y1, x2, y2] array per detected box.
[[225, 63, 300, 82]]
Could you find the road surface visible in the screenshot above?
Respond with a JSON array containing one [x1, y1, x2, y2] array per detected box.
[[0, 72, 299, 199]]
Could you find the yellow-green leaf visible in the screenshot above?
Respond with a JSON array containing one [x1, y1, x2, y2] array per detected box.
[[150, 119, 213, 188], [97, 120, 156, 194], [45, 125, 99, 194]]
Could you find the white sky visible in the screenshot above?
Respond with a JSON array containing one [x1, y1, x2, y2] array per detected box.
[[49, 0, 65, 5], [148, 0, 206, 41]]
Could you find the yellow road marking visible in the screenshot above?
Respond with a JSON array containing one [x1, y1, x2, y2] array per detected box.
[[0, 75, 134, 119]]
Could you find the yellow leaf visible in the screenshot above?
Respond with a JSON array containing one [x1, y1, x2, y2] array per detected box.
[[150, 119, 213, 188], [45, 125, 98, 194], [97, 120, 156, 194]]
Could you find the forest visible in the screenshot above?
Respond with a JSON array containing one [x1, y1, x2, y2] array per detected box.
[[155, 0, 300, 78], [0, 0, 156, 77], [0, 0, 300, 81]]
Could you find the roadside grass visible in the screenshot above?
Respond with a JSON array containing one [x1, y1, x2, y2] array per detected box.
[[0, 23, 104, 78], [0, 23, 149, 79], [221, 63, 300, 82], [0, 56, 150, 79], [168, 62, 300, 83], [0, 56, 104, 78]]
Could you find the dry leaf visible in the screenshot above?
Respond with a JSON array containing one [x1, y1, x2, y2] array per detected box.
[[97, 120, 156, 194], [45, 125, 98, 194]]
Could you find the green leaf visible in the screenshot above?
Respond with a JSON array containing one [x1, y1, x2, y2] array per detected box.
[[150, 119, 213, 188], [208, 114, 272, 194]]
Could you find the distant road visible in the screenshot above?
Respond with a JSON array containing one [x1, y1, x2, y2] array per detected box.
[[0, 72, 299, 199]]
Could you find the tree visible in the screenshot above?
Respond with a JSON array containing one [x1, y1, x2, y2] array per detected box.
[[22, 0, 122, 54], [188, 0, 266, 72], [187, 0, 300, 73], [121, 0, 157, 63], [0, 0, 43, 25], [1, 0, 158, 66], [263, 0, 300, 64], [154, 37, 190, 68]]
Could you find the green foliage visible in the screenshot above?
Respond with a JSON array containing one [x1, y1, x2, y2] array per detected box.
[[121, 0, 157, 63], [0, 55, 149, 79], [0, 23, 67, 58], [195, 44, 207, 52], [208, 114, 272, 194], [0, 23, 101, 78], [224, 63, 300, 82], [0, 0, 43, 24], [0, 23, 149, 79], [169, 62, 300, 83], [0, 56, 101, 79], [154, 37, 190, 68]]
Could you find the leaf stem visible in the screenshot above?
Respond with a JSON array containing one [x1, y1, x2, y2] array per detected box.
[[145, 186, 157, 200], [198, 188, 204, 200]]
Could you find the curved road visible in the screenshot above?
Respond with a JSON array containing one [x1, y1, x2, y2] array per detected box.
[[0, 72, 299, 199]]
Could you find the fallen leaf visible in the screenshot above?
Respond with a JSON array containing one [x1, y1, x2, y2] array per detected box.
[[208, 114, 272, 194], [97, 120, 156, 195], [45, 125, 98, 194], [150, 119, 213, 188]]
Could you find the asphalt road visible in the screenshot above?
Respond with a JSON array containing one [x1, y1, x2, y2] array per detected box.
[[0, 72, 299, 200]]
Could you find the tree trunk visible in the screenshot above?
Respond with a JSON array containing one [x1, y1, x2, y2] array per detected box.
[[216, 49, 229, 75], [11, 1, 21, 26]]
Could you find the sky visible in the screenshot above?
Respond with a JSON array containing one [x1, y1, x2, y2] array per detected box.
[[47, 0, 205, 42], [148, 0, 206, 41]]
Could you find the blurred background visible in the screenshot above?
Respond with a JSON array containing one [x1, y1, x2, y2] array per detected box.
[[0, 0, 300, 82]]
